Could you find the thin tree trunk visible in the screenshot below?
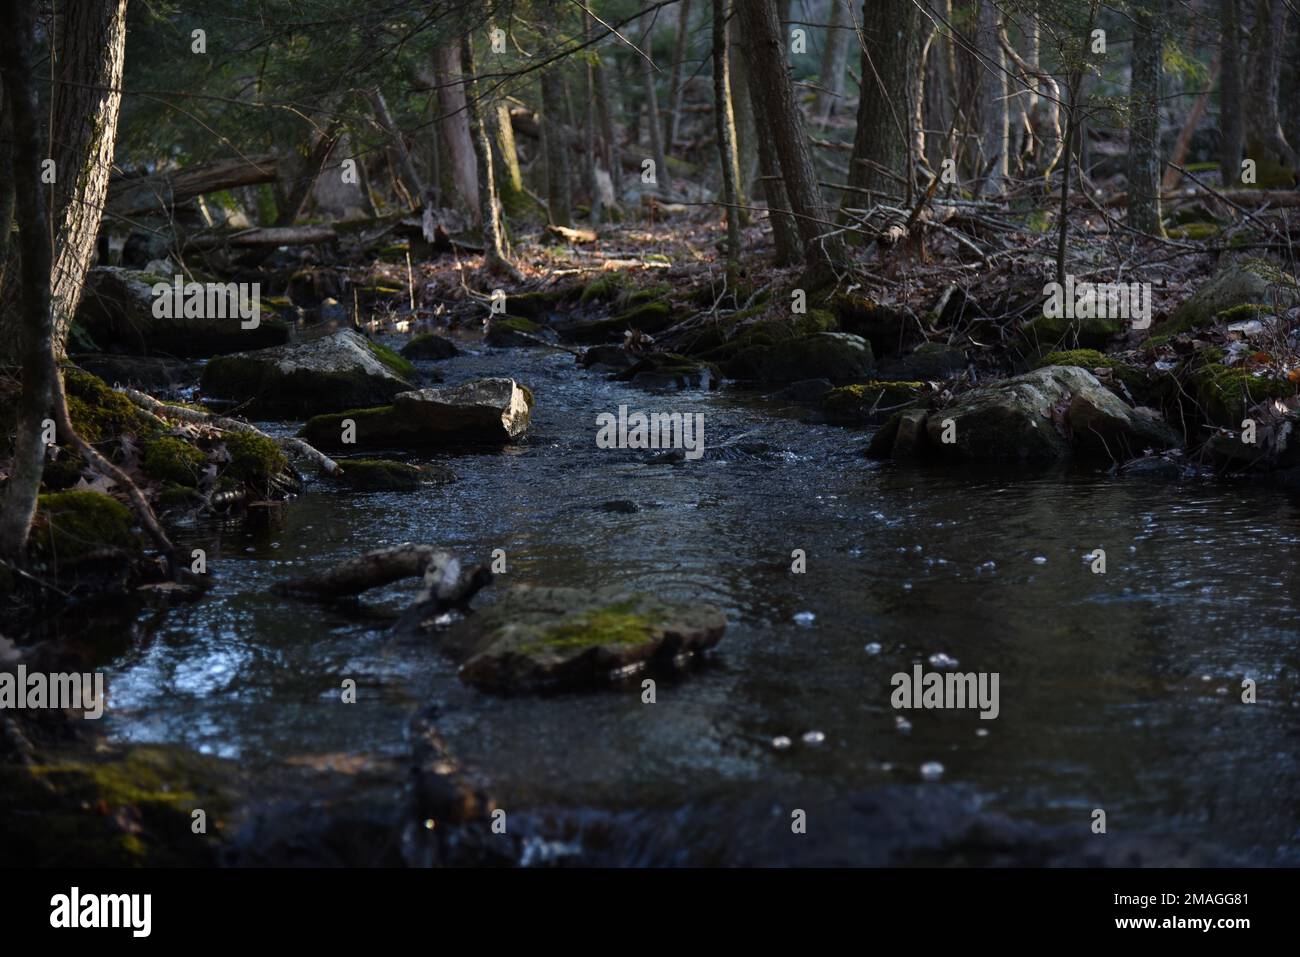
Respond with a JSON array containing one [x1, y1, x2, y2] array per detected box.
[[641, 20, 672, 195], [666, 0, 694, 152], [1127, 0, 1165, 235], [460, 31, 517, 277], [729, 8, 760, 205], [540, 69, 574, 226], [594, 48, 622, 197], [1219, 0, 1245, 185], [49, 0, 129, 357], [491, 101, 529, 217], [814, 0, 852, 125], [366, 88, 424, 206], [584, 18, 604, 225], [0, 5, 56, 559], [974, 0, 1008, 195], [713, 0, 742, 275], [737, 0, 841, 275]]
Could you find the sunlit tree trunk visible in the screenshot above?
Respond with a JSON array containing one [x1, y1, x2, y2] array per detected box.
[[713, 0, 742, 274]]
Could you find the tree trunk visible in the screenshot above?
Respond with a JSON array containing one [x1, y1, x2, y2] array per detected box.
[[737, 0, 840, 273], [729, 8, 760, 204], [844, 0, 923, 198], [641, 21, 672, 195], [974, 0, 1008, 194], [594, 48, 623, 196], [540, 69, 574, 226], [584, 16, 603, 224], [1243, 0, 1298, 172], [434, 44, 480, 220], [1219, 0, 1245, 186], [713, 0, 742, 274], [366, 89, 424, 207], [1127, 0, 1165, 235], [0, 4, 56, 559], [459, 32, 516, 277], [666, 0, 694, 152], [490, 101, 529, 218], [813, 0, 852, 125], [50, 0, 129, 356]]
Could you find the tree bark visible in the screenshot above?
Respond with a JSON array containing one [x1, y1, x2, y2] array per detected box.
[[460, 30, 517, 277], [50, 0, 129, 356], [974, 0, 1008, 194], [1219, 0, 1245, 186], [540, 69, 574, 226], [0, 4, 56, 559], [1127, 0, 1165, 235], [434, 44, 480, 219], [641, 18, 672, 195], [365, 88, 424, 207], [490, 101, 529, 217], [713, 0, 742, 274], [737, 0, 840, 273], [1243, 0, 1298, 171], [844, 0, 924, 199], [813, 0, 852, 125], [666, 0, 694, 152]]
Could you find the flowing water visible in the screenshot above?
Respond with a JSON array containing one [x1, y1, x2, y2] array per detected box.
[[94, 337, 1300, 865]]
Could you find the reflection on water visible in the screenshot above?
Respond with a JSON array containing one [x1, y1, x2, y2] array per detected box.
[[102, 340, 1300, 863]]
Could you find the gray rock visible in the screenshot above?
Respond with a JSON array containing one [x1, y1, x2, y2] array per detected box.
[[441, 586, 726, 692], [401, 334, 461, 360], [727, 332, 875, 384], [393, 378, 533, 443], [201, 328, 411, 417]]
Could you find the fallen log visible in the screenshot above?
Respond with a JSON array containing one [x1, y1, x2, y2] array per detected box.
[[183, 225, 337, 250], [272, 544, 492, 606], [107, 154, 282, 218], [120, 387, 341, 476]]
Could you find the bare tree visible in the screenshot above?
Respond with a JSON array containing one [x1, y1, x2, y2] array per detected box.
[[1219, 0, 1244, 186], [1127, 0, 1166, 234], [814, 0, 852, 126], [713, 0, 742, 275], [1243, 0, 1299, 171], [974, 0, 1009, 195], [461, 31, 519, 278]]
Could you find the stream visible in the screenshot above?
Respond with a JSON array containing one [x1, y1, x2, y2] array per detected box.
[[85, 336, 1300, 865]]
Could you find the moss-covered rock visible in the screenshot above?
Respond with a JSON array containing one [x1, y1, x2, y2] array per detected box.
[[484, 315, 544, 347], [1021, 312, 1124, 351], [221, 430, 288, 485], [201, 329, 412, 417], [727, 332, 875, 384], [441, 586, 727, 692], [335, 458, 454, 491], [366, 339, 416, 378], [557, 301, 675, 344], [400, 333, 461, 360], [823, 381, 926, 425], [1188, 359, 1295, 426], [579, 271, 628, 304], [612, 352, 720, 391], [31, 491, 137, 565], [0, 745, 235, 866], [142, 435, 208, 486], [64, 367, 160, 443], [1155, 257, 1300, 341], [694, 308, 839, 363]]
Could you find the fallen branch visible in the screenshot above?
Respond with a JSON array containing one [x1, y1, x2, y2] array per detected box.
[[120, 388, 341, 476], [272, 543, 492, 607], [107, 154, 282, 218]]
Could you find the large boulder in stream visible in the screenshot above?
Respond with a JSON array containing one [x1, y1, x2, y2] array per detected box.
[[201, 329, 414, 417], [871, 365, 1178, 463], [300, 377, 533, 450], [441, 586, 726, 693]]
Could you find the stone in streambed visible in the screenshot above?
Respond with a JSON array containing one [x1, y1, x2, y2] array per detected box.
[[441, 586, 726, 693], [299, 377, 533, 450], [334, 459, 456, 491], [201, 329, 412, 417], [400, 334, 461, 360]]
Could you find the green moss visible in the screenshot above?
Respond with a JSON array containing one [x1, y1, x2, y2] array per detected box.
[[1156, 258, 1300, 342], [299, 404, 420, 450], [579, 272, 627, 304], [39, 455, 86, 492], [221, 430, 288, 484], [695, 308, 838, 362], [824, 381, 925, 425], [508, 285, 575, 317], [1189, 360, 1294, 425], [498, 315, 542, 334], [336, 458, 425, 491], [1216, 302, 1275, 322], [619, 283, 673, 308], [157, 481, 199, 510], [31, 490, 137, 563], [520, 601, 654, 654], [64, 367, 158, 443], [142, 436, 207, 486], [1035, 349, 1117, 369], [1021, 312, 1123, 350], [1165, 221, 1221, 241], [366, 339, 415, 378]]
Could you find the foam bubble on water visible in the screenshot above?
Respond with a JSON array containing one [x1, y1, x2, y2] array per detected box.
[[864, 642, 882, 655], [920, 761, 945, 781], [1032, 555, 1047, 565], [771, 736, 792, 750], [793, 611, 816, 626], [929, 652, 959, 668], [802, 730, 825, 745]]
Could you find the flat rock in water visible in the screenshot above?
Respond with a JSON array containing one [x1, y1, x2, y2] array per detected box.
[[394, 378, 532, 443], [201, 329, 411, 416], [441, 586, 726, 692]]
